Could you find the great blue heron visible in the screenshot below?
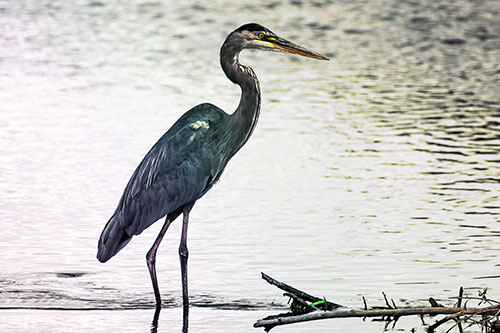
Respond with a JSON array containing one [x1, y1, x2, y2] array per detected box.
[[97, 23, 327, 329]]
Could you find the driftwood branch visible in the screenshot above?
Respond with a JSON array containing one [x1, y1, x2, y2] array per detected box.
[[255, 305, 500, 330], [260, 272, 341, 311], [254, 273, 500, 332]]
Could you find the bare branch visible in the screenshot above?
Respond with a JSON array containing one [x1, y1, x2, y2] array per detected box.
[[255, 304, 500, 330], [254, 273, 500, 332], [260, 272, 341, 311]]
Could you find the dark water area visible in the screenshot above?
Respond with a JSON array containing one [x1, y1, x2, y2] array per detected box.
[[1, 0, 499, 332]]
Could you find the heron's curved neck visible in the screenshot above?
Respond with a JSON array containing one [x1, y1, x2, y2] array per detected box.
[[220, 42, 261, 152]]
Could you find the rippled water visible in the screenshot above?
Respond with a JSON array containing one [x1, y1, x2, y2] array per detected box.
[[1, 0, 499, 332]]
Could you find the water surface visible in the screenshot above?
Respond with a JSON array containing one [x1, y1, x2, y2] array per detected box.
[[1, 0, 499, 332]]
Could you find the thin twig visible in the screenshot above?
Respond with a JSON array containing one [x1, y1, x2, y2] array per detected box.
[[457, 287, 463, 308], [428, 310, 465, 332], [382, 292, 392, 309]]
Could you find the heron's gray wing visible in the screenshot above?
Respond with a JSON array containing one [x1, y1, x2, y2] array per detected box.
[[116, 107, 225, 236], [97, 104, 228, 262]]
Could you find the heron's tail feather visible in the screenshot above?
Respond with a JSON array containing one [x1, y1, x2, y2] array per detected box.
[[97, 214, 132, 263]]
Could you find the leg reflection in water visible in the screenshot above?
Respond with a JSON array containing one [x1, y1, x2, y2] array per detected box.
[[150, 306, 189, 333], [151, 307, 161, 333]]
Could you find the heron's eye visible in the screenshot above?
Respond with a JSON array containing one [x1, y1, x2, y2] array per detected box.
[[258, 33, 265, 39]]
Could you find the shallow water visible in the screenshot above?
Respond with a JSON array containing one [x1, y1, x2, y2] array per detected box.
[[1, 0, 499, 332]]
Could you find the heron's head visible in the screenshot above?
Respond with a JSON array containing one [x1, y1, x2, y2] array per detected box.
[[229, 23, 329, 61]]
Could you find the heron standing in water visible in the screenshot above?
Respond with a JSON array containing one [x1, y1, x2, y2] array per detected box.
[[97, 23, 328, 331]]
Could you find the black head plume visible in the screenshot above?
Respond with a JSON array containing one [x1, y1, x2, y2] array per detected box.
[[236, 23, 273, 35]]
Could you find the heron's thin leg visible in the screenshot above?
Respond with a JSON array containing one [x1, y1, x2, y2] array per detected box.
[[146, 216, 174, 309], [179, 203, 193, 333]]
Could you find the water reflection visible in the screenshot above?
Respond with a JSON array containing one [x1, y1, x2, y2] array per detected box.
[[150, 306, 186, 333], [150, 307, 161, 333]]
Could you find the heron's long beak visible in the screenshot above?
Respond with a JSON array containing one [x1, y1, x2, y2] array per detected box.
[[269, 36, 329, 60]]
